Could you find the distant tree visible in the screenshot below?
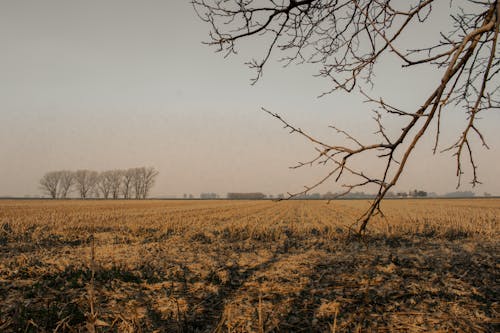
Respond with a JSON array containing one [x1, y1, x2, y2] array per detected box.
[[142, 167, 159, 199], [322, 192, 336, 200], [309, 193, 321, 199], [122, 168, 135, 199], [194, 0, 500, 233], [386, 191, 396, 198], [410, 189, 428, 197], [130, 167, 159, 199], [97, 171, 113, 199], [417, 190, 428, 197], [74, 170, 99, 199], [58, 170, 74, 199], [108, 170, 124, 199], [132, 168, 144, 199], [92, 187, 101, 199], [39, 167, 156, 199], [39, 171, 61, 199]]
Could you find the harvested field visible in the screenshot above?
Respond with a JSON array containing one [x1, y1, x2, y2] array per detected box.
[[0, 199, 498, 332]]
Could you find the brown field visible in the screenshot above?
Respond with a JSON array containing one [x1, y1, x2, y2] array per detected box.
[[0, 199, 498, 332]]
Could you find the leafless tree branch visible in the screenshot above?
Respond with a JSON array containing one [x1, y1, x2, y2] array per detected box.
[[194, 0, 500, 233]]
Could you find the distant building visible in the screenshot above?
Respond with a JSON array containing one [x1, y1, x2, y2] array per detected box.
[[200, 192, 218, 199], [322, 192, 337, 199], [444, 191, 475, 198], [410, 190, 428, 197], [227, 192, 266, 200], [344, 192, 375, 199]]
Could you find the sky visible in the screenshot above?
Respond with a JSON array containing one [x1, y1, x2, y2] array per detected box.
[[0, 0, 499, 197]]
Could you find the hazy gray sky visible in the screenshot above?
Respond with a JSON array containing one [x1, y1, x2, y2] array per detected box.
[[0, 1, 499, 197]]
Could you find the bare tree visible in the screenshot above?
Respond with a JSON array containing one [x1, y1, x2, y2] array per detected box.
[[74, 170, 99, 199], [132, 167, 145, 199], [193, 0, 500, 233], [122, 168, 135, 199], [39, 168, 156, 200], [142, 167, 159, 199], [92, 186, 101, 199], [97, 171, 113, 199], [58, 170, 74, 199], [129, 167, 159, 199], [39, 171, 61, 199], [109, 169, 124, 199]]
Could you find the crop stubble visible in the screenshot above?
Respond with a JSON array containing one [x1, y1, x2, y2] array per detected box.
[[0, 199, 498, 332]]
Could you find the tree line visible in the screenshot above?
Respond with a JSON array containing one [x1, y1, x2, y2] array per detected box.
[[39, 167, 159, 199]]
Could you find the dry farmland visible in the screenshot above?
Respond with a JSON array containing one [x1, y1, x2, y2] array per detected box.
[[0, 199, 498, 332]]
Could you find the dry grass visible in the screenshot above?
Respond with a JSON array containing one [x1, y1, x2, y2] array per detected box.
[[0, 199, 498, 332]]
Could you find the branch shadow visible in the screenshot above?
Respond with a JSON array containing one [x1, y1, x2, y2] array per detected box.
[[275, 238, 499, 332]]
